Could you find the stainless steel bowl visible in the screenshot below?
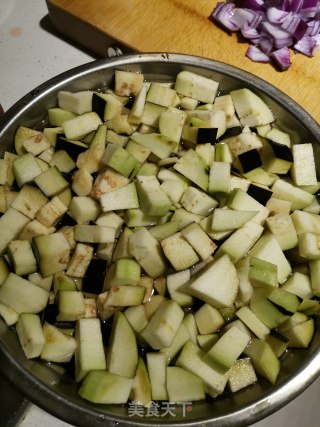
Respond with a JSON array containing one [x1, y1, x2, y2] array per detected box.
[[0, 53, 320, 427]]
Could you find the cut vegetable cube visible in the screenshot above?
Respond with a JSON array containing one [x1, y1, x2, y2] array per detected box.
[[228, 358, 257, 393], [106, 311, 138, 378], [209, 161, 231, 194], [159, 111, 186, 143], [41, 322, 76, 363], [105, 285, 146, 306], [102, 143, 138, 178], [140, 299, 184, 349], [74, 224, 116, 244], [33, 232, 71, 276], [249, 257, 278, 288], [115, 70, 144, 97], [167, 366, 205, 402], [194, 303, 225, 335], [106, 259, 141, 287], [22, 133, 51, 156], [79, 371, 133, 404], [136, 175, 171, 216], [48, 108, 76, 126], [129, 228, 167, 278], [0, 302, 19, 326], [75, 318, 106, 381], [14, 125, 41, 156], [58, 90, 93, 114], [62, 112, 102, 140], [180, 254, 239, 308], [35, 196, 68, 228], [181, 222, 217, 261], [16, 313, 45, 359], [124, 305, 148, 333], [160, 323, 190, 364], [19, 219, 55, 241], [7, 240, 37, 276], [0, 273, 49, 313], [34, 166, 69, 197], [250, 297, 289, 329], [267, 287, 300, 313], [230, 88, 274, 127], [146, 352, 168, 401], [291, 143, 317, 186], [211, 208, 257, 231], [130, 133, 177, 159], [161, 232, 199, 271], [71, 168, 93, 196], [100, 182, 139, 212], [281, 272, 313, 299], [69, 196, 100, 224], [279, 319, 314, 348], [57, 290, 86, 322], [244, 338, 280, 384], [204, 325, 251, 371], [271, 179, 314, 210], [227, 188, 269, 226], [236, 306, 270, 340], [166, 269, 193, 306], [174, 149, 208, 191], [216, 221, 264, 264], [176, 341, 228, 397], [10, 184, 48, 219], [66, 243, 93, 278], [181, 186, 218, 216], [13, 153, 43, 187], [130, 357, 152, 407], [175, 71, 219, 104], [249, 232, 292, 284], [266, 213, 298, 250]]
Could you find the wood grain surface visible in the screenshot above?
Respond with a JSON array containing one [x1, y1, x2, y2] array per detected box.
[[47, 0, 320, 123]]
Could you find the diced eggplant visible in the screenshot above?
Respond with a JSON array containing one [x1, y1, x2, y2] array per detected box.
[[48, 108, 77, 126], [55, 136, 88, 161], [269, 140, 293, 161], [247, 183, 273, 206], [238, 149, 262, 173], [82, 258, 107, 294]]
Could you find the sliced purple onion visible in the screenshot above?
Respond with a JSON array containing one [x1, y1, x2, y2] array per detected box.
[[312, 34, 320, 54], [281, 13, 309, 39], [261, 21, 294, 47], [260, 36, 274, 53], [230, 8, 264, 29], [246, 45, 271, 61], [209, 2, 240, 31], [266, 7, 289, 23], [306, 19, 320, 36], [240, 0, 266, 11], [209, 0, 320, 71], [294, 34, 317, 54], [301, 0, 318, 17], [270, 47, 292, 70]]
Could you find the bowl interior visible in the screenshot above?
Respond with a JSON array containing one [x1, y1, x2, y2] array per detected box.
[[0, 53, 320, 427]]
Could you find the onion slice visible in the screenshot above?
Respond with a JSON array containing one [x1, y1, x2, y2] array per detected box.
[[209, 0, 320, 70]]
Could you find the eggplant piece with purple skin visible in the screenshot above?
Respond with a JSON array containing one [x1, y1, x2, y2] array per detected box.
[[247, 183, 273, 206], [55, 135, 88, 161], [269, 140, 293, 162], [197, 128, 218, 144], [238, 149, 262, 173], [82, 258, 107, 295]]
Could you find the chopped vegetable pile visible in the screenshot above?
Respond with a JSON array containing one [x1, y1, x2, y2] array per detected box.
[[0, 68, 320, 408], [210, 0, 320, 70]]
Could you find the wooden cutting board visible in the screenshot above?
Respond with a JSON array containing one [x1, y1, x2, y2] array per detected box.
[[47, 0, 320, 123]]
